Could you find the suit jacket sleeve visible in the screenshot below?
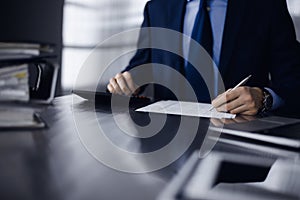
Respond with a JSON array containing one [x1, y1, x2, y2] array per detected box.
[[124, 2, 152, 72], [269, 0, 300, 116]]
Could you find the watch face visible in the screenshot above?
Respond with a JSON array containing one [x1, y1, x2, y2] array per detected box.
[[265, 91, 273, 110]]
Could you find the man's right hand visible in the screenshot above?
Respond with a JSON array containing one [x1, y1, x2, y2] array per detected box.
[[107, 71, 139, 96]]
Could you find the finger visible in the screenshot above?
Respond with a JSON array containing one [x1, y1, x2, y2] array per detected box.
[[220, 118, 231, 124], [240, 109, 259, 116], [229, 104, 249, 115], [212, 89, 232, 102], [115, 73, 131, 96], [210, 118, 223, 127], [122, 72, 138, 94], [232, 87, 260, 116], [107, 83, 114, 93], [232, 115, 249, 123], [216, 95, 244, 112], [223, 119, 236, 125], [212, 89, 238, 108], [109, 78, 122, 95], [240, 115, 256, 121], [212, 93, 227, 108]]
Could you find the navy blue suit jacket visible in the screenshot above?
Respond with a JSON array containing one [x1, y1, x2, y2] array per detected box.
[[125, 0, 300, 116]]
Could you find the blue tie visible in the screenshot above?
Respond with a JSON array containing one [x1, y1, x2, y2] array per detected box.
[[184, 0, 213, 103]]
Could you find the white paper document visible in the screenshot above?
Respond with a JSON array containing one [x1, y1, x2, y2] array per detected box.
[[0, 107, 43, 128], [136, 100, 236, 119]]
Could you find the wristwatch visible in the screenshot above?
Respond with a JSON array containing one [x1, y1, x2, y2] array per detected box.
[[259, 88, 273, 114]]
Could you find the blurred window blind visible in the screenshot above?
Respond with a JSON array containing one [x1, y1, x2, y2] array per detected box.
[[287, 0, 300, 40], [62, 0, 148, 92], [62, 0, 300, 92]]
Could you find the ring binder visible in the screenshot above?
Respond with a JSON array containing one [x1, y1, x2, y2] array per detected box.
[[0, 42, 58, 104]]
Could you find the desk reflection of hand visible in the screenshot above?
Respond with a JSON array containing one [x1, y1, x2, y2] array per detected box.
[[210, 115, 256, 127]]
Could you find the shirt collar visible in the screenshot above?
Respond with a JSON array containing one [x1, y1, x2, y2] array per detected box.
[[186, 0, 228, 2]]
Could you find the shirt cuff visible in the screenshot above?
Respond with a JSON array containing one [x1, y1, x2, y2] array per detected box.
[[265, 88, 285, 110]]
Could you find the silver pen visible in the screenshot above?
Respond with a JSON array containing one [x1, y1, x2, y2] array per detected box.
[[229, 75, 252, 91], [209, 75, 252, 111]]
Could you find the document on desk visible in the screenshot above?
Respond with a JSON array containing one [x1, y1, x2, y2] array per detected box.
[[0, 107, 45, 129], [136, 100, 236, 119]]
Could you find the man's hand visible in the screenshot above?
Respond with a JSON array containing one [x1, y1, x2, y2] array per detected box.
[[211, 87, 264, 115], [107, 71, 139, 96]]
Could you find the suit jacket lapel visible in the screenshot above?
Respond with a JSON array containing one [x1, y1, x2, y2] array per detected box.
[[219, 0, 247, 77], [165, 0, 187, 72], [167, 0, 187, 32]]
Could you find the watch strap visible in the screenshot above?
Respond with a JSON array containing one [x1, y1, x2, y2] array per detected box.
[[259, 88, 273, 114]]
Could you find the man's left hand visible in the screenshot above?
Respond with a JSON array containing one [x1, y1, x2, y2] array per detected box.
[[211, 87, 264, 115]]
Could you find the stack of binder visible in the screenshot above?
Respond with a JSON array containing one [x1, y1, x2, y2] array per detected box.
[[0, 42, 57, 129], [0, 42, 56, 103], [0, 42, 54, 60]]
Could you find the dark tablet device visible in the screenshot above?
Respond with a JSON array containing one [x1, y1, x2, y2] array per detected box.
[[72, 90, 152, 109]]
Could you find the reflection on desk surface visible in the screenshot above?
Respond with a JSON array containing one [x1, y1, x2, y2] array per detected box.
[[209, 115, 300, 150], [159, 152, 300, 200], [0, 95, 300, 200], [211, 115, 300, 132]]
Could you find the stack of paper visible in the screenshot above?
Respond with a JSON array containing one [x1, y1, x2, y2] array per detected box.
[[0, 106, 45, 129], [0, 42, 54, 60], [0, 64, 29, 102], [0, 107, 34, 126]]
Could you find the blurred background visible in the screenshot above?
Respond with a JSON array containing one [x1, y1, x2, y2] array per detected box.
[[62, 0, 149, 93], [0, 0, 299, 95], [62, 0, 300, 94]]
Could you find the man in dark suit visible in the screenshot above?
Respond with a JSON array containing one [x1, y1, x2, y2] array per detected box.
[[107, 0, 300, 116]]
